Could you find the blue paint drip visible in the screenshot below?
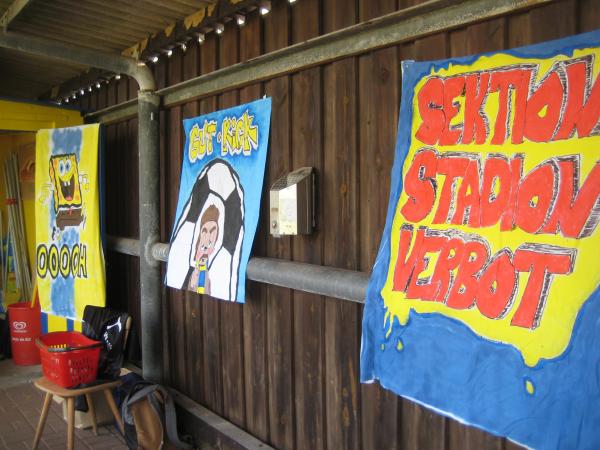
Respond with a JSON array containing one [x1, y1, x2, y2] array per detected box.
[[41, 312, 48, 334]]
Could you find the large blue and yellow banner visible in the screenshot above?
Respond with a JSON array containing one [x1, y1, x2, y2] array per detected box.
[[166, 98, 271, 302], [35, 124, 105, 320], [361, 31, 600, 449]]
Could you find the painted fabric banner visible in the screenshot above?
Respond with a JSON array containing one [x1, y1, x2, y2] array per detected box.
[[35, 124, 105, 320], [361, 31, 600, 449], [166, 98, 271, 302]]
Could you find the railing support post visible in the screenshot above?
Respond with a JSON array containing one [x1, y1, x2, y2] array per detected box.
[[138, 92, 162, 383]]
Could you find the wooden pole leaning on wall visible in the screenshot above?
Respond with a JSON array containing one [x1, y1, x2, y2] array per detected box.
[[3, 153, 32, 302]]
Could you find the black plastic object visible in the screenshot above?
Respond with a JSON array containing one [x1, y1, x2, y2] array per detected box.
[[0, 314, 11, 359], [82, 305, 130, 380]]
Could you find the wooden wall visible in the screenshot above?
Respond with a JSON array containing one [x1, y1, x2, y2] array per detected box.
[[76, 0, 600, 448]]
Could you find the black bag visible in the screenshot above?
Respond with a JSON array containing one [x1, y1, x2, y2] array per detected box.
[[0, 314, 10, 359], [82, 305, 130, 380], [118, 373, 191, 450], [75, 306, 130, 412]]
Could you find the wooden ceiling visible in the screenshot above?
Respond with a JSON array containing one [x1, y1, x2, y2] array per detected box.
[[0, 0, 224, 100]]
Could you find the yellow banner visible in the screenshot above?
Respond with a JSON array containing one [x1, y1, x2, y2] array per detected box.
[[382, 47, 600, 367], [35, 124, 105, 320]]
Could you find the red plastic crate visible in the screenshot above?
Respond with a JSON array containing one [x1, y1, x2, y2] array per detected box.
[[36, 331, 102, 388]]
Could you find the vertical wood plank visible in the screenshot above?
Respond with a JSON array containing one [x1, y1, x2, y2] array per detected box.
[[291, 68, 324, 450], [198, 32, 224, 416], [358, 1, 400, 449], [449, 19, 505, 57], [322, 0, 361, 449], [448, 424, 508, 450], [578, 0, 600, 32], [88, 89, 97, 112], [104, 122, 118, 235], [263, 2, 293, 448], [215, 23, 247, 430], [290, 1, 325, 449], [239, 11, 270, 443], [508, 0, 576, 48], [166, 48, 187, 392], [107, 79, 117, 108], [97, 84, 107, 110], [117, 76, 129, 104], [528, 0, 577, 43], [128, 77, 138, 101], [413, 33, 447, 61], [79, 92, 90, 112], [263, 78, 294, 449], [154, 58, 168, 90], [181, 39, 204, 404]]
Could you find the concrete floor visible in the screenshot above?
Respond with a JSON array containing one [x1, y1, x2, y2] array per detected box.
[[0, 359, 127, 450]]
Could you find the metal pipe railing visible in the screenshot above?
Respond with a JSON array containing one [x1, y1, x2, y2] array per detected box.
[[107, 236, 369, 304]]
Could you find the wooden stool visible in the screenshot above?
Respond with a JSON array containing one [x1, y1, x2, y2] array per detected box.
[[32, 377, 124, 450]]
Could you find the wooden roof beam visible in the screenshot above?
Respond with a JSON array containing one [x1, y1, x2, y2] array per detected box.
[[0, 0, 34, 30]]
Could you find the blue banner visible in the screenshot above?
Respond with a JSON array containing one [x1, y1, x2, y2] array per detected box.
[[166, 98, 271, 302]]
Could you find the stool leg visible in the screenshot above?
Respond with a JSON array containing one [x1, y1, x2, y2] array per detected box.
[[67, 397, 75, 450], [32, 392, 53, 450], [103, 388, 124, 435], [85, 394, 98, 436]]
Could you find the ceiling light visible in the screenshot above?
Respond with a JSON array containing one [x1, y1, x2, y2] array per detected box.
[[96, 81, 101, 89], [57, 99, 63, 105], [197, 33, 205, 44], [259, 0, 271, 15], [115, 74, 121, 80], [65, 98, 70, 103], [72, 93, 77, 99], [151, 55, 159, 63], [79, 89, 85, 95], [166, 49, 173, 57], [88, 86, 92, 92], [181, 43, 187, 52], [235, 14, 245, 26], [289, 0, 297, 3], [215, 23, 224, 35]]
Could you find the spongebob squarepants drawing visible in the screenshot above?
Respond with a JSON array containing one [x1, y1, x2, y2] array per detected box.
[[49, 154, 84, 229]]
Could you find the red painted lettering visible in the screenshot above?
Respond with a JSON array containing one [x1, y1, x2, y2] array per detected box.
[[415, 77, 445, 145], [400, 149, 438, 222], [511, 245, 575, 329]]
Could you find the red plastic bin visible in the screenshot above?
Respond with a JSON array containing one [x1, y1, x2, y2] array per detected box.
[[36, 332, 102, 388]]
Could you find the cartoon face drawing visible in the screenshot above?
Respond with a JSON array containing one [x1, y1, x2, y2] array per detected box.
[[50, 154, 82, 209], [195, 205, 219, 262], [188, 204, 220, 295], [49, 154, 84, 229]]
